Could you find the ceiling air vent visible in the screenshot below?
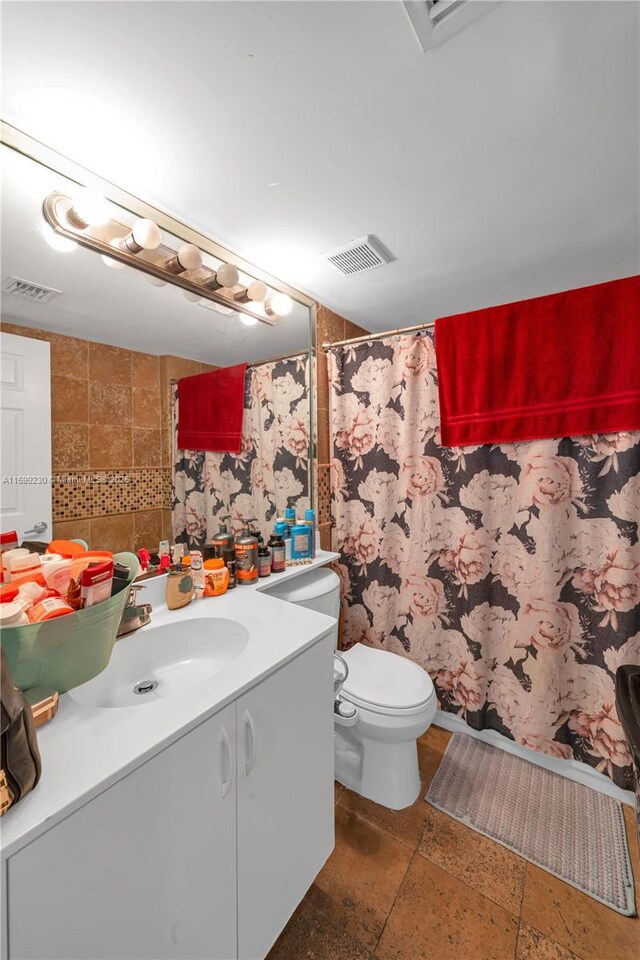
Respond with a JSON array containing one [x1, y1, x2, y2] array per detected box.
[[323, 235, 394, 277], [2, 276, 62, 304], [403, 0, 500, 52]]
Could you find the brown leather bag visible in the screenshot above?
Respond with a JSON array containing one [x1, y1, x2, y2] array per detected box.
[[0, 648, 42, 815]]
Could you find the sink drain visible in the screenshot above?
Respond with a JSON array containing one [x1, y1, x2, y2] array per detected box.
[[133, 679, 159, 696]]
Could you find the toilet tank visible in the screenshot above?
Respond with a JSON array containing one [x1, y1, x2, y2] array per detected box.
[[264, 569, 341, 621]]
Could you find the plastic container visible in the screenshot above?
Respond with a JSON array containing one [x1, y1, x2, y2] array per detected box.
[[290, 523, 312, 560], [28, 597, 74, 623], [0, 552, 139, 694], [80, 559, 114, 608], [203, 559, 230, 596], [46, 539, 87, 560], [258, 547, 271, 578], [42, 558, 73, 594], [0, 602, 28, 627], [6, 552, 42, 582]]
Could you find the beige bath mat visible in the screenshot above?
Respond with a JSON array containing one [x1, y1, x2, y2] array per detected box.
[[426, 733, 636, 916]]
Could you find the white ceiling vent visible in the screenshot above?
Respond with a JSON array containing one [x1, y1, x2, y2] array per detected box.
[[403, 1, 500, 52], [2, 276, 62, 304], [323, 235, 394, 277]]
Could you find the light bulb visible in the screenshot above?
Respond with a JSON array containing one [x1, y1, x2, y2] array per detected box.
[[121, 218, 161, 253], [241, 314, 259, 327], [165, 243, 202, 274], [215, 263, 239, 288], [42, 223, 76, 252], [182, 290, 201, 302], [147, 276, 166, 287], [69, 190, 111, 228], [247, 279, 268, 302], [101, 255, 125, 270], [270, 292, 293, 316]]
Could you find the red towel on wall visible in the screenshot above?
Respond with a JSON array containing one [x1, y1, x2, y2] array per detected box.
[[177, 363, 247, 452], [435, 276, 640, 447]]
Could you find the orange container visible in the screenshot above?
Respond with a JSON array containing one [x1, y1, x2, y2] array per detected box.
[[203, 559, 229, 597], [47, 540, 87, 560], [28, 597, 74, 623]]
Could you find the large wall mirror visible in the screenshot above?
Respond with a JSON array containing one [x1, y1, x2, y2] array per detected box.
[[0, 133, 316, 557]]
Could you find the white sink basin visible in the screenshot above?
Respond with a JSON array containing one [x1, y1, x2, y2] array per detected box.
[[68, 618, 249, 708]]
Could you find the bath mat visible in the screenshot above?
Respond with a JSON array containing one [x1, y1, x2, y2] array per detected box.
[[425, 734, 636, 916]]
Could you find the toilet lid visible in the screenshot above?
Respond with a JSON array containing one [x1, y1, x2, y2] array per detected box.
[[341, 644, 434, 711]]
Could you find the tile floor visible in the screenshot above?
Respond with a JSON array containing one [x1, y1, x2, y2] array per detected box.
[[268, 726, 640, 960]]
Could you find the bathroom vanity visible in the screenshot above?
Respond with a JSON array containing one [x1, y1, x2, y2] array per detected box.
[[0, 554, 339, 960]]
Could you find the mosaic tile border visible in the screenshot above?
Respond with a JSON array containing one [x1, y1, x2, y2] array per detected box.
[[53, 468, 171, 522], [317, 463, 331, 525]]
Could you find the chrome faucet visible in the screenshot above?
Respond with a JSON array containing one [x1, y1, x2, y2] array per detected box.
[[117, 584, 152, 637]]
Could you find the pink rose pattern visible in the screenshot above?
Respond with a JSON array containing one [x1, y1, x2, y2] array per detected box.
[[173, 357, 310, 545], [329, 334, 640, 789]]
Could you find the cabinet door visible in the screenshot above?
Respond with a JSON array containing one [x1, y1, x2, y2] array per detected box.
[[236, 636, 335, 960], [8, 705, 237, 960]]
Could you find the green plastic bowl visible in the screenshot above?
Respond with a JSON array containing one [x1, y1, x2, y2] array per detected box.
[[0, 552, 140, 694]]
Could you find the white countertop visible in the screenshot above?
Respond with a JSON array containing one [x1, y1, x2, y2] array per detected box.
[[1, 551, 339, 861]]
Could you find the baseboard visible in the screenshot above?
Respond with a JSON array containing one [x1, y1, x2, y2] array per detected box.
[[435, 709, 635, 807]]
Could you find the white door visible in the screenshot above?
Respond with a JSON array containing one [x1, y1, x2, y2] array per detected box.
[[0, 332, 52, 542], [236, 635, 335, 960], [8, 705, 238, 960]]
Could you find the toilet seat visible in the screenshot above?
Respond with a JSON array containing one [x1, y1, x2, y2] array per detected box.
[[341, 644, 435, 717]]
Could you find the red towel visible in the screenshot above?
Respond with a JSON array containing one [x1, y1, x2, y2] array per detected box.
[[435, 276, 640, 447], [177, 363, 247, 452]]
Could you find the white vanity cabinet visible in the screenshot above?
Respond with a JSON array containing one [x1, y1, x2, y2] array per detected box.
[[4, 634, 334, 960]]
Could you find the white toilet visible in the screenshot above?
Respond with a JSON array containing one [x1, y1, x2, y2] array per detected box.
[[265, 569, 437, 810]]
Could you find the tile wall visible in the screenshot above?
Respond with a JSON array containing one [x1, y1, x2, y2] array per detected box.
[[1, 322, 214, 554]]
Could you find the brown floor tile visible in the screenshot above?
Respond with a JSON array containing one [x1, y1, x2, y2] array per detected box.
[[90, 425, 132, 469], [267, 895, 376, 960], [52, 423, 89, 470], [417, 803, 526, 914], [132, 388, 162, 428], [376, 854, 518, 960], [89, 381, 132, 426], [623, 804, 640, 892], [51, 375, 88, 423], [89, 342, 132, 385], [516, 920, 581, 960], [521, 861, 639, 960], [339, 735, 446, 852], [334, 781, 345, 804], [418, 723, 453, 756], [308, 805, 412, 949], [133, 427, 163, 467], [90, 514, 135, 554]]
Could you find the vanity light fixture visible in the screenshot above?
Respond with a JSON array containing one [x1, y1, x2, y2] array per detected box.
[[240, 314, 259, 326], [68, 190, 112, 228], [120, 218, 162, 253], [101, 254, 125, 270], [266, 292, 293, 317], [164, 243, 202, 274], [42, 191, 285, 326], [215, 262, 240, 288], [42, 223, 76, 252]]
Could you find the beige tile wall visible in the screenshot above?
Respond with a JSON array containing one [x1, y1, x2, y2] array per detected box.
[[315, 306, 370, 551], [0, 321, 214, 554]]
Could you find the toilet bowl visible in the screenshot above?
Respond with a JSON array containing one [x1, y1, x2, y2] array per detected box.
[[264, 568, 437, 810]]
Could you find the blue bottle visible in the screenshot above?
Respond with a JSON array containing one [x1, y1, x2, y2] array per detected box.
[[304, 508, 317, 558], [290, 522, 312, 560]]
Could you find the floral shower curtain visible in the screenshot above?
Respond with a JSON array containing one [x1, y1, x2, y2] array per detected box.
[[328, 333, 640, 790], [173, 355, 310, 547]]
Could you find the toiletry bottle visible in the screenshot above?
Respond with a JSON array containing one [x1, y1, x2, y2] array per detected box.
[[226, 559, 237, 589], [190, 550, 204, 599], [258, 546, 271, 578], [165, 568, 194, 609], [80, 559, 114, 608], [275, 520, 291, 561], [250, 522, 264, 547], [284, 507, 296, 536], [304, 509, 317, 558], [290, 522, 312, 560], [203, 558, 230, 597], [268, 528, 286, 573], [235, 520, 259, 585], [212, 515, 235, 556], [0, 531, 19, 583]]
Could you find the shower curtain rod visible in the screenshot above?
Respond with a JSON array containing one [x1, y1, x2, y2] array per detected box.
[[248, 348, 308, 368], [322, 320, 435, 350]]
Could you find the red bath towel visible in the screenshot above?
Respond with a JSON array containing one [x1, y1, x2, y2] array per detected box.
[[435, 275, 640, 447], [177, 363, 247, 452]]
